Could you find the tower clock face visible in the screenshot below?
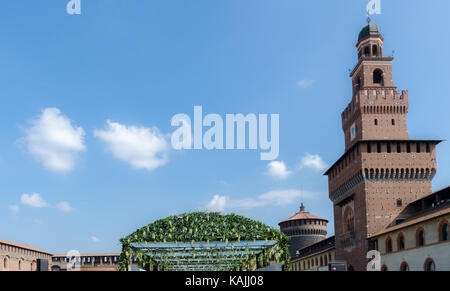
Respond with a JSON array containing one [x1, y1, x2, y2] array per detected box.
[[351, 123, 356, 141]]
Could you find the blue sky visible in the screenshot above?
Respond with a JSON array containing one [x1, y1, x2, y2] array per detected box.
[[1, 0, 449, 254]]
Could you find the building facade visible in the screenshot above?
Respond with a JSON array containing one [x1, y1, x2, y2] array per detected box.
[[290, 236, 336, 271], [51, 253, 123, 271], [324, 22, 443, 271], [0, 239, 53, 271], [279, 203, 328, 258], [370, 186, 449, 271]]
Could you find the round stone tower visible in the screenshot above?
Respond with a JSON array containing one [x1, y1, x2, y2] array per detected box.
[[278, 203, 328, 258]]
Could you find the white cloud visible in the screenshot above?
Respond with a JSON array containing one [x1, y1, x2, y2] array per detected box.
[[90, 236, 100, 243], [20, 193, 48, 208], [56, 201, 75, 212], [94, 121, 169, 171], [267, 161, 291, 179], [25, 108, 86, 173], [8, 205, 19, 213], [205, 189, 320, 212], [206, 194, 228, 212], [296, 79, 314, 88], [299, 153, 328, 172]]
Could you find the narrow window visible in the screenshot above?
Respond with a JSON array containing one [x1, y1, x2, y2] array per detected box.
[[397, 199, 403, 207], [417, 143, 421, 153], [386, 238, 393, 253], [398, 235, 405, 250], [367, 144, 372, 153], [374, 119, 378, 126], [441, 223, 449, 241], [377, 143, 381, 153], [373, 45, 378, 57], [407, 143, 411, 153], [417, 229, 425, 247], [392, 119, 395, 125], [397, 143, 401, 153], [426, 143, 431, 153], [387, 143, 391, 153]]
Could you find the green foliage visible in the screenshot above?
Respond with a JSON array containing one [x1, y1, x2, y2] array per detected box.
[[118, 212, 290, 271]]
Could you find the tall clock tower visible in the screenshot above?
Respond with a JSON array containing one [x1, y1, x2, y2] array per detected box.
[[325, 23, 441, 270]]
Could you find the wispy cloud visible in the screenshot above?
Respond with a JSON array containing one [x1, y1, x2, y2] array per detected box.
[[299, 153, 328, 172], [205, 189, 321, 212], [90, 236, 100, 243], [8, 205, 19, 213], [56, 201, 75, 212], [20, 193, 48, 208], [296, 79, 314, 88], [267, 161, 291, 179], [24, 108, 86, 173], [94, 121, 169, 171]]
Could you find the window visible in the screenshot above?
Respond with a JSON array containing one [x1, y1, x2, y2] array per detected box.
[[343, 206, 355, 233], [367, 144, 372, 153], [407, 143, 411, 153], [377, 143, 381, 153], [381, 265, 388, 271], [416, 228, 425, 247], [417, 143, 421, 153], [426, 143, 431, 153], [18, 260, 23, 271], [364, 46, 370, 56], [397, 234, 405, 250], [397, 199, 403, 207], [373, 45, 378, 57], [397, 143, 401, 153], [387, 143, 391, 153], [440, 222, 449, 241], [400, 262, 409, 271], [374, 119, 378, 126], [392, 119, 395, 125], [351, 123, 356, 141], [3, 258, 8, 270], [424, 258, 436, 271], [373, 69, 383, 84], [386, 237, 393, 253]]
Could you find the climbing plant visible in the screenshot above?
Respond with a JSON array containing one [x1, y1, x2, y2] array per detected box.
[[119, 212, 290, 271]]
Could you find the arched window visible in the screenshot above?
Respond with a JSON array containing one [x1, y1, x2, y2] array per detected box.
[[392, 119, 395, 126], [400, 262, 409, 271], [3, 257, 8, 270], [386, 237, 393, 253], [18, 260, 23, 271], [424, 258, 436, 271], [373, 69, 383, 84], [440, 222, 449, 241], [416, 228, 425, 247], [373, 45, 378, 57], [381, 265, 388, 271], [374, 119, 378, 126], [364, 46, 370, 57], [397, 234, 405, 251], [343, 206, 355, 233]]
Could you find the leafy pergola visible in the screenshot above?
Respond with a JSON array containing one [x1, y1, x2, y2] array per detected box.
[[118, 212, 290, 271]]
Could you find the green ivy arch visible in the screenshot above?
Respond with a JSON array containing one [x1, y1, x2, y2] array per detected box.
[[119, 212, 290, 271]]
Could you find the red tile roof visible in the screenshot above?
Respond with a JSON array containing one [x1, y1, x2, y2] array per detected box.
[[279, 204, 328, 224], [0, 238, 53, 255]]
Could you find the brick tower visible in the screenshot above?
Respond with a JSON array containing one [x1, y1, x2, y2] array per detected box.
[[325, 23, 441, 271], [279, 203, 328, 258]]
